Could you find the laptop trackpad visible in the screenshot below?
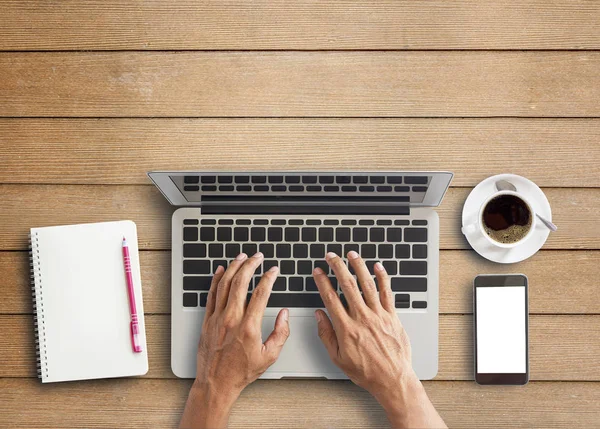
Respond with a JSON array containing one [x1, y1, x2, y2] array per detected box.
[[260, 316, 345, 378]]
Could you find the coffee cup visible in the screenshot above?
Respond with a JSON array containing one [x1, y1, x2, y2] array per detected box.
[[461, 190, 536, 249]]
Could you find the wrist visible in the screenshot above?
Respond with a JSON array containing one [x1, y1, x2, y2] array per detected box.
[[373, 371, 429, 423], [180, 380, 240, 429]]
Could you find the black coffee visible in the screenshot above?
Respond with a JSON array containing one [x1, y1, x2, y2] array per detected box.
[[482, 195, 532, 244]]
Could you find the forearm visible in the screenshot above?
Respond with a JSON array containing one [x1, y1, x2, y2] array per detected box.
[[179, 383, 239, 429], [375, 373, 447, 429]]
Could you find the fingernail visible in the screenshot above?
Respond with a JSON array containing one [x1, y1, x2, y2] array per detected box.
[[326, 252, 337, 260], [375, 262, 385, 272], [268, 265, 279, 273], [348, 250, 359, 259], [314, 267, 324, 275], [282, 309, 289, 322], [314, 311, 322, 322], [236, 253, 247, 261], [214, 265, 224, 274], [253, 252, 263, 258]]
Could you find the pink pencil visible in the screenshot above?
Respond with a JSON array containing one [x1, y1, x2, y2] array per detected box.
[[122, 237, 142, 353]]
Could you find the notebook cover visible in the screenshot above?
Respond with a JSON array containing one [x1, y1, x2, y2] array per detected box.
[[30, 220, 148, 383]]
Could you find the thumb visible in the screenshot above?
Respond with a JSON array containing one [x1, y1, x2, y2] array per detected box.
[[315, 310, 339, 361], [263, 308, 290, 363]]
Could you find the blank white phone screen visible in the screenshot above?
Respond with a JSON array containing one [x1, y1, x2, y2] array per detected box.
[[476, 286, 526, 374]]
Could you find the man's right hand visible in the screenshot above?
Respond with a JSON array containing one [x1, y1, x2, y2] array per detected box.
[[313, 251, 447, 429]]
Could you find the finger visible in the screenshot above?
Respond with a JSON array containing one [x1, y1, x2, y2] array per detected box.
[[263, 308, 291, 363], [245, 266, 279, 324], [215, 253, 248, 311], [375, 262, 394, 312], [325, 252, 365, 314], [205, 265, 225, 318], [315, 310, 339, 362], [347, 251, 381, 311], [226, 252, 264, 313], [313, 266, 349, 328]]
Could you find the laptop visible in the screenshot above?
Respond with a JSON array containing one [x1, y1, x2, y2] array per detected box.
[[149, 171, 453, 380]]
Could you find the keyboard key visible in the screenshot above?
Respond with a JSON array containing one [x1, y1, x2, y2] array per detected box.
[[237, 219, 252, 225], [359, 186, 375, 192], [272, 219, 286, 225], [183, 227, 198, 241], [302, 227, 317, 242], [344, 243, 359, 255], [293, 244, 309, 258], [183, 293, 198, 307], [253, 292, 324, 308], [358, 220, 374, 225], [395, 244, 410, 259], [324, 220, 339, 225], [272, 185, 287, 192], [237, 185, 252, 191], [255, 185, 269, 191], [302, 175, 318, 184], [305, 277, 318, 291], [400, 261, 428, 275], [183, 243, 206, 258], [183, 260, 211, 274], [310, 244, 326, 259], [376, 219, 392, 226], [298, 260, 313, 275], [319, 228, 334, 242], [341, 219, 357, 225], [183, 276, 212, 290], [268, 227, 283, 242], [280, 260, 295, 274], [264, 259, 278, 272], [225, 243, 240, 258], [213, 259, 227, 272], [394, 219, 410, 226], [387, 176, 403, 184], [184, 176, 200, 184], [405, 176, 428, 184], [412, 186, 428, 192], [200, 219, 216, 225], [412, 301, 428, 309], [218, 176, 233, 184], [201, 176, 216, 184], [219, 219, 234, 225], [329, 276, 338, 290], [286, 176, 301, 184], [379, 244, 394, 258], [327, 244, 343, 256], [289, 277, 304, 291], [377, 186, 392, 192], [273, 277, 287, 291], [289, 185, 304, 192], [387, 228, 403, 242], [391, 277, 427, 292], [276, 244, 292, 258], [235, 176, 250, 184], [365, 260, 377, 272], [200, 293, 208, 307], [269, 176, 284, 184], [289, 219, 303, 225], [413, 245, 428, 259], [320, 176, 334, 184], [208, 243, 223, 258], [353, 228, 368, 242], [234, 227, 249, 241], [361, 244, 376, 259], [336, 176, 352, 184], [306, 220, 321, 225], [251, 176, 267, 183], [251, 227, 266, 241], [254, 219, 269, 225], [307, 185, 322, 192], [217, 227, 232, 241], [413, 220, 428, 226], [370, 228, 385, 242], [324, 186, 339, 192], [394, 186, 410, 192], [242, 243, 257, 256], [395, 295, 410, 309], [183, 219, 199, 225], [314, 260, 330, 274], [404, 228, 428, 242], [219, 185, 234, 191], [259, 243, 274, 258], [382, 261, 397, 275], [371, 176, 385, 184], [336, 227, 351, 242], [342, 186, 357, 192], [353, 176, 368, 184]]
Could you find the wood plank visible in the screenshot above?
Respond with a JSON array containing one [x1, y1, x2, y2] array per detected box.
[[1, 185, 597, 251], [3, 250, 599, 315], [1, 52, 599, 117], [0, 378, 599, 428], [2, 314, 599, 381], [1, 1, 599, 50], [1, 118, 599, 187]]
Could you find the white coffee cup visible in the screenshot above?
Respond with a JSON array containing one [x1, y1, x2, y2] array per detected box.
[[461, 190, 537, 249]]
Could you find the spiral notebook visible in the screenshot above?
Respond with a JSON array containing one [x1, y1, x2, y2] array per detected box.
[[30, 221, 149, 383]]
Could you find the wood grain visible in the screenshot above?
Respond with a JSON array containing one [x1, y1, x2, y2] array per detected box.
[[2, 52, 600, 117], [0, 378, 599, 428], [1, 1, 599, 51], [2, 315, 599, 381], [1, 185, 597, 251], [1, 118, 600, 187], [2, 250, 599, 315]]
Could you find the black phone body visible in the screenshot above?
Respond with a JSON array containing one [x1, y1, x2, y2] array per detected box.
[[474, 274, 529, 385]]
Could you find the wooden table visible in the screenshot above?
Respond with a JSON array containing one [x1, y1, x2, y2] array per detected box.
[[1, 1, 599, 427]]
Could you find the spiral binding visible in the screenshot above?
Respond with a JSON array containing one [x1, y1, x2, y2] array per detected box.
[[30, 231, 48, 380]]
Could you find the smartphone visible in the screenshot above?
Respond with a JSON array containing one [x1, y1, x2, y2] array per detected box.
[[473, 274, 529, 385]]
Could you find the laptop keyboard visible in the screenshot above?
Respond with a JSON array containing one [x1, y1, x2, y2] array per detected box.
[[181, 216, 429, 311]]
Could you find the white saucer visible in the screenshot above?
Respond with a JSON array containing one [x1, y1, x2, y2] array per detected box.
[[462, 174, 552, 264]]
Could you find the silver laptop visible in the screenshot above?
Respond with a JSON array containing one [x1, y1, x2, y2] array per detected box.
[[149, 171, 453, 380]]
